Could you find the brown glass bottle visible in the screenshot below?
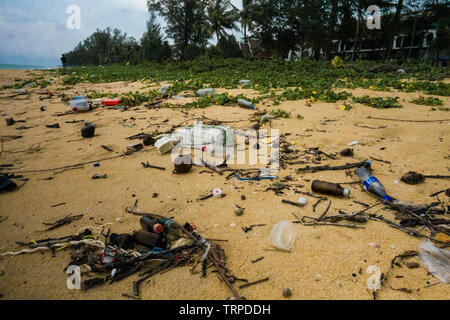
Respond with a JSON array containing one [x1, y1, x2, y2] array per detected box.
[[134, 230, 166, 248], [311, 180, 350, 197]]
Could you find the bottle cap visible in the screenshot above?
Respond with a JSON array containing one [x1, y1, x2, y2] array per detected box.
[[213, 188, 223, 198], [343, 189, 350, 197], [153, 223, 163, 234], [364, 160, 372, 168]]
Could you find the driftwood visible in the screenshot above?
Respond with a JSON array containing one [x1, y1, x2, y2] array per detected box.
[[10, 155, 126, 174], [238, 277, 269, 289], [296, 160, 368, 173], [41, 214, 83, 232], [368, 116, 450, 123], [281, 199, 305, 208], [125, 208, 241, 299]]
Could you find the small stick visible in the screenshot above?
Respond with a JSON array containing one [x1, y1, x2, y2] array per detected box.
[[207, 238, 228, 242], [263, 248, 290, 252], [368, 116, 450, 123], [242, 224, 265, 233], [50, 202, 66, 208], [122, 293, 141, 300], [318, 201, 332, 221], [424, 281, 440, 288], [41, 214, 83, 232], [282, 199, 304, 208], [430, 190, 446, 197], [299, 221, 365, 229], [251, 257, 264, 264], [141, 162, 165, 171], [101, 145, 114, 152], [296, 160, 368, 173], [423, 175, 450, 179], [354, 200, 369, 207], [370, 156, 392, 165], [312, 198, 324, 212], [239, 277, 269, 289], [199, 193, 213, 201], [292, 212, 301, 223], [203, 161, 223, 175]]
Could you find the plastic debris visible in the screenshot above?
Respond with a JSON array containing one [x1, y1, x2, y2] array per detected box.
[[154, 136, 180, 155], [366, 265, 382, 291], [268, 221, 297, 252], [418, 240, 450, 284], [213, 188, 223, 198]]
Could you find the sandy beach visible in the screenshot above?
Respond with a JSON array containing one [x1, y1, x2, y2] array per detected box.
[[0, 68, 448, 300]]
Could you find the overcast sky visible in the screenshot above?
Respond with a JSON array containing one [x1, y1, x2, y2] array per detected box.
[[0, 0, 243, 66]]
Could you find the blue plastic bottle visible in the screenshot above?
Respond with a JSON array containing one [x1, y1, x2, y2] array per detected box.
[[355, 165, 393, 204]]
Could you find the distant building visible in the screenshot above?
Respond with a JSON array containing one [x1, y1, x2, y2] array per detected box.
[[240, 38, 271, 59]]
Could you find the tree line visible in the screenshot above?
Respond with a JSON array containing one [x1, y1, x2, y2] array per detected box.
[[64, 0, 449, 65]]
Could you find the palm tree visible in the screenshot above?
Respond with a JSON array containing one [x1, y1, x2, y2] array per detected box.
[[351, 0, 363, 62], [205, 0, 240, 42], [230, 0, 261, 59], [385, 0, 404, 60]]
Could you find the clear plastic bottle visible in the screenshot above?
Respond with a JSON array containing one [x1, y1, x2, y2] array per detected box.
[[355, 165, 393, 203], [160, 85, 170, 97], [237, 99, 255, 110], [161, 218, 179, 235], [70, 98, 91, 112], [196, 88, 215, 96]]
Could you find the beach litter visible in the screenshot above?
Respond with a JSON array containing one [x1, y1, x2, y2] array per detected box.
[[418, 240, 450, 284]]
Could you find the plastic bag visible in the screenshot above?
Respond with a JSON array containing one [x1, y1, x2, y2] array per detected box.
[[366, 265, 382, 291], [268, 221, 297, 251], [418, 239, 450, 284]]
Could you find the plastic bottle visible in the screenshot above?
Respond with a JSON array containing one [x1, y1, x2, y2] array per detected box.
[[311, 180, 350, 198], [70, 98, 91, 112], [140, 216, 164, 234], [355, 165, 393, 203], [102, 99, 121, 106], [161, 85, 170, 97], [134, 230, 166, 248], [161, 218, 178, 235], [196, 88, 215, 96], [237, 99, 255, 110], [268, 221, 297, 251]]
